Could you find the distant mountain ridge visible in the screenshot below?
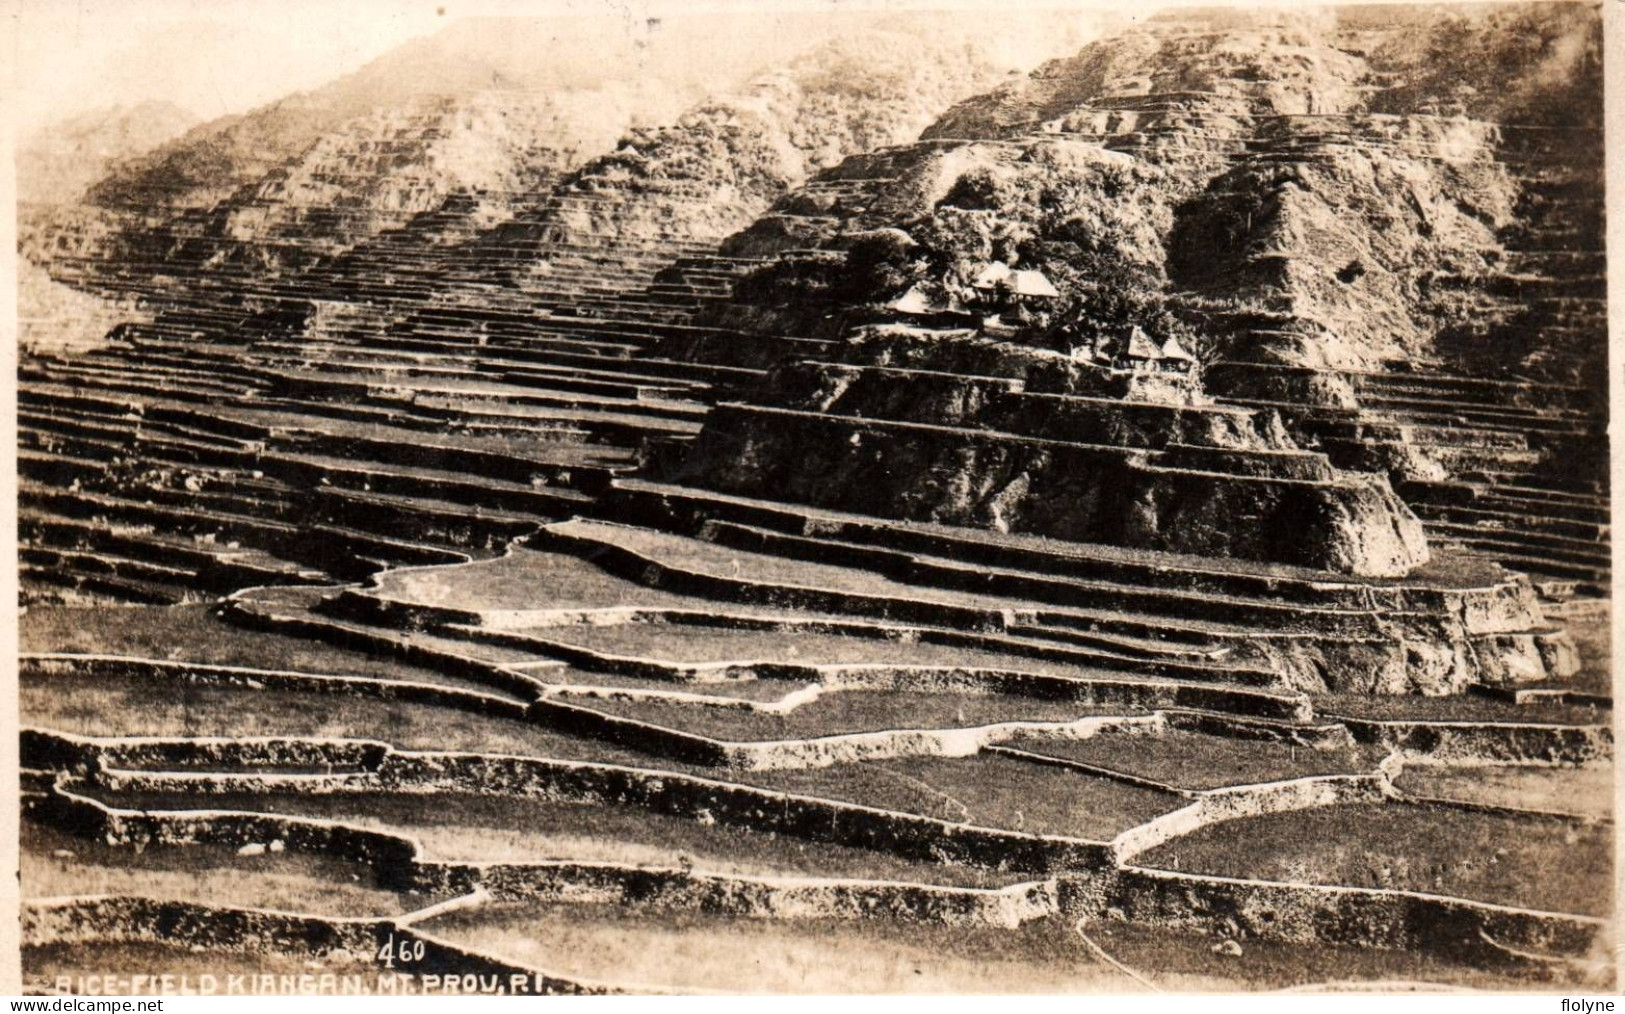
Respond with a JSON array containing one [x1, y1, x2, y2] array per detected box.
[[27, 9, 1093, 288], [78, 12, 1050, 216], [18, 100, 199, 205], [468, 12, 1097, 289]]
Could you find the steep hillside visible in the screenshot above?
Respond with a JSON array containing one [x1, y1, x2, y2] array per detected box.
[[705, 3, 1601, 379], [419, 12, 1093, 301], [716, 138, 1187, 347], [666, 2, 1605, 588], [537, 15, 1095, 249], [81, 15, 842, 214], [36, 10, 1094, 318]]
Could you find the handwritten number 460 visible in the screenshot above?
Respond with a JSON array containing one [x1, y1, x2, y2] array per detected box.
[[377, 935, 426, 968]]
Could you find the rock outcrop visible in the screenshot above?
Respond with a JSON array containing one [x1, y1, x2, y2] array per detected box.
[[683, 337, 1430, 577]]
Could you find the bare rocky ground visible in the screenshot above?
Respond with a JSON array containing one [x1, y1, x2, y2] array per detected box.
[[15, 2, 1614, 996]]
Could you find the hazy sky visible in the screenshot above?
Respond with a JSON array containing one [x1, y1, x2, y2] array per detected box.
[[10, 0, 454, 134], [3, 0, 1234, 136]]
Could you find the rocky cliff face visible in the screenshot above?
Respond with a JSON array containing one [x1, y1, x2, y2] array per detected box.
[[681, 333, 1432, 577]]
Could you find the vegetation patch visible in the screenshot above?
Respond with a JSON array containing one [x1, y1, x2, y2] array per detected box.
[[21, 604, 466, 687], [1003, 728, 1387, 789], [552, 521, 1036, 612], [575, 690, 1134, 741], [530, 622, 1107, 675], [422, 902, 1139, 993], [533, 667, 813, 701], [1137, 801, 1613, 916], [1551, 608, 1612, 697], [370, 548, 693, 612], [420, 901, 1566, 993], [79, 789, 1027, 889], [22, 816, 421, 918], [1394, 765, 1613, 820], [21, 671, 652, 768], [1315, 693, 1609, 727], [752, 754, 1182, 837]]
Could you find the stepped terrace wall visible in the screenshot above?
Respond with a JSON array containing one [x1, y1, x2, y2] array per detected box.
[[681, 395, 1427, 578], [674, 342, 1432, 578]]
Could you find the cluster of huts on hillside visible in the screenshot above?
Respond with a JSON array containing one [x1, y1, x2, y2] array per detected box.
[[887, 260, 1196, 375]]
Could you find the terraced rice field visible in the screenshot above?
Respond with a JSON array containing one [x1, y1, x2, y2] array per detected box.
[[21, 529, 1615, 992], [15, 7, 1615, 991], [1136, 802, 1613, 917], [416, 904, 1591, 994], [1001, 729, 1390, 790]]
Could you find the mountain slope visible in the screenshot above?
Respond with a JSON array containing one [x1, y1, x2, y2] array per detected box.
[[441, 12, 1094, 299], [39, 14, 938, 283], [663, 2, 1605, 589]]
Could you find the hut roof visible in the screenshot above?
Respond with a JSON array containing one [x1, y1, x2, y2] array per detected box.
[[1159, 335, 1196, 362], [1125, 326, 1163, 360], [1010, 269, 1060, 299]]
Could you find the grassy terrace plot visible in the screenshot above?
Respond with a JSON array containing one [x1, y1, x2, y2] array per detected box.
[[573, 692, 1142, 740], [21, 604, 483, 687], [369, 549, 695, 612], [1138, 802, 1613, 916], [1001, 729, 1388, 789], [750, 755, 1183, 838], [412, 399, 707, 437], [548, 521, 1076, 612], [538, 670, 817, 701], [78, 790, 1030, 889], [425, 903, 1124, 994], [420, 903, 1560, 994], [248, 585, 561, 664], [527, 622, 1123, 676], [1315, 692, 1610, 727], [1395, 765, 1614, 820], [22, 817, 422, 917], [210, 407, 635, 465], [1549, 606, 1612, 697], [21, 672, 655, 766], [23, 642, 515, 701]]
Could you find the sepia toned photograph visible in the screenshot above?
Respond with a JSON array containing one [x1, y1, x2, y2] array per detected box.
[[5, 0, 1616, 996]]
